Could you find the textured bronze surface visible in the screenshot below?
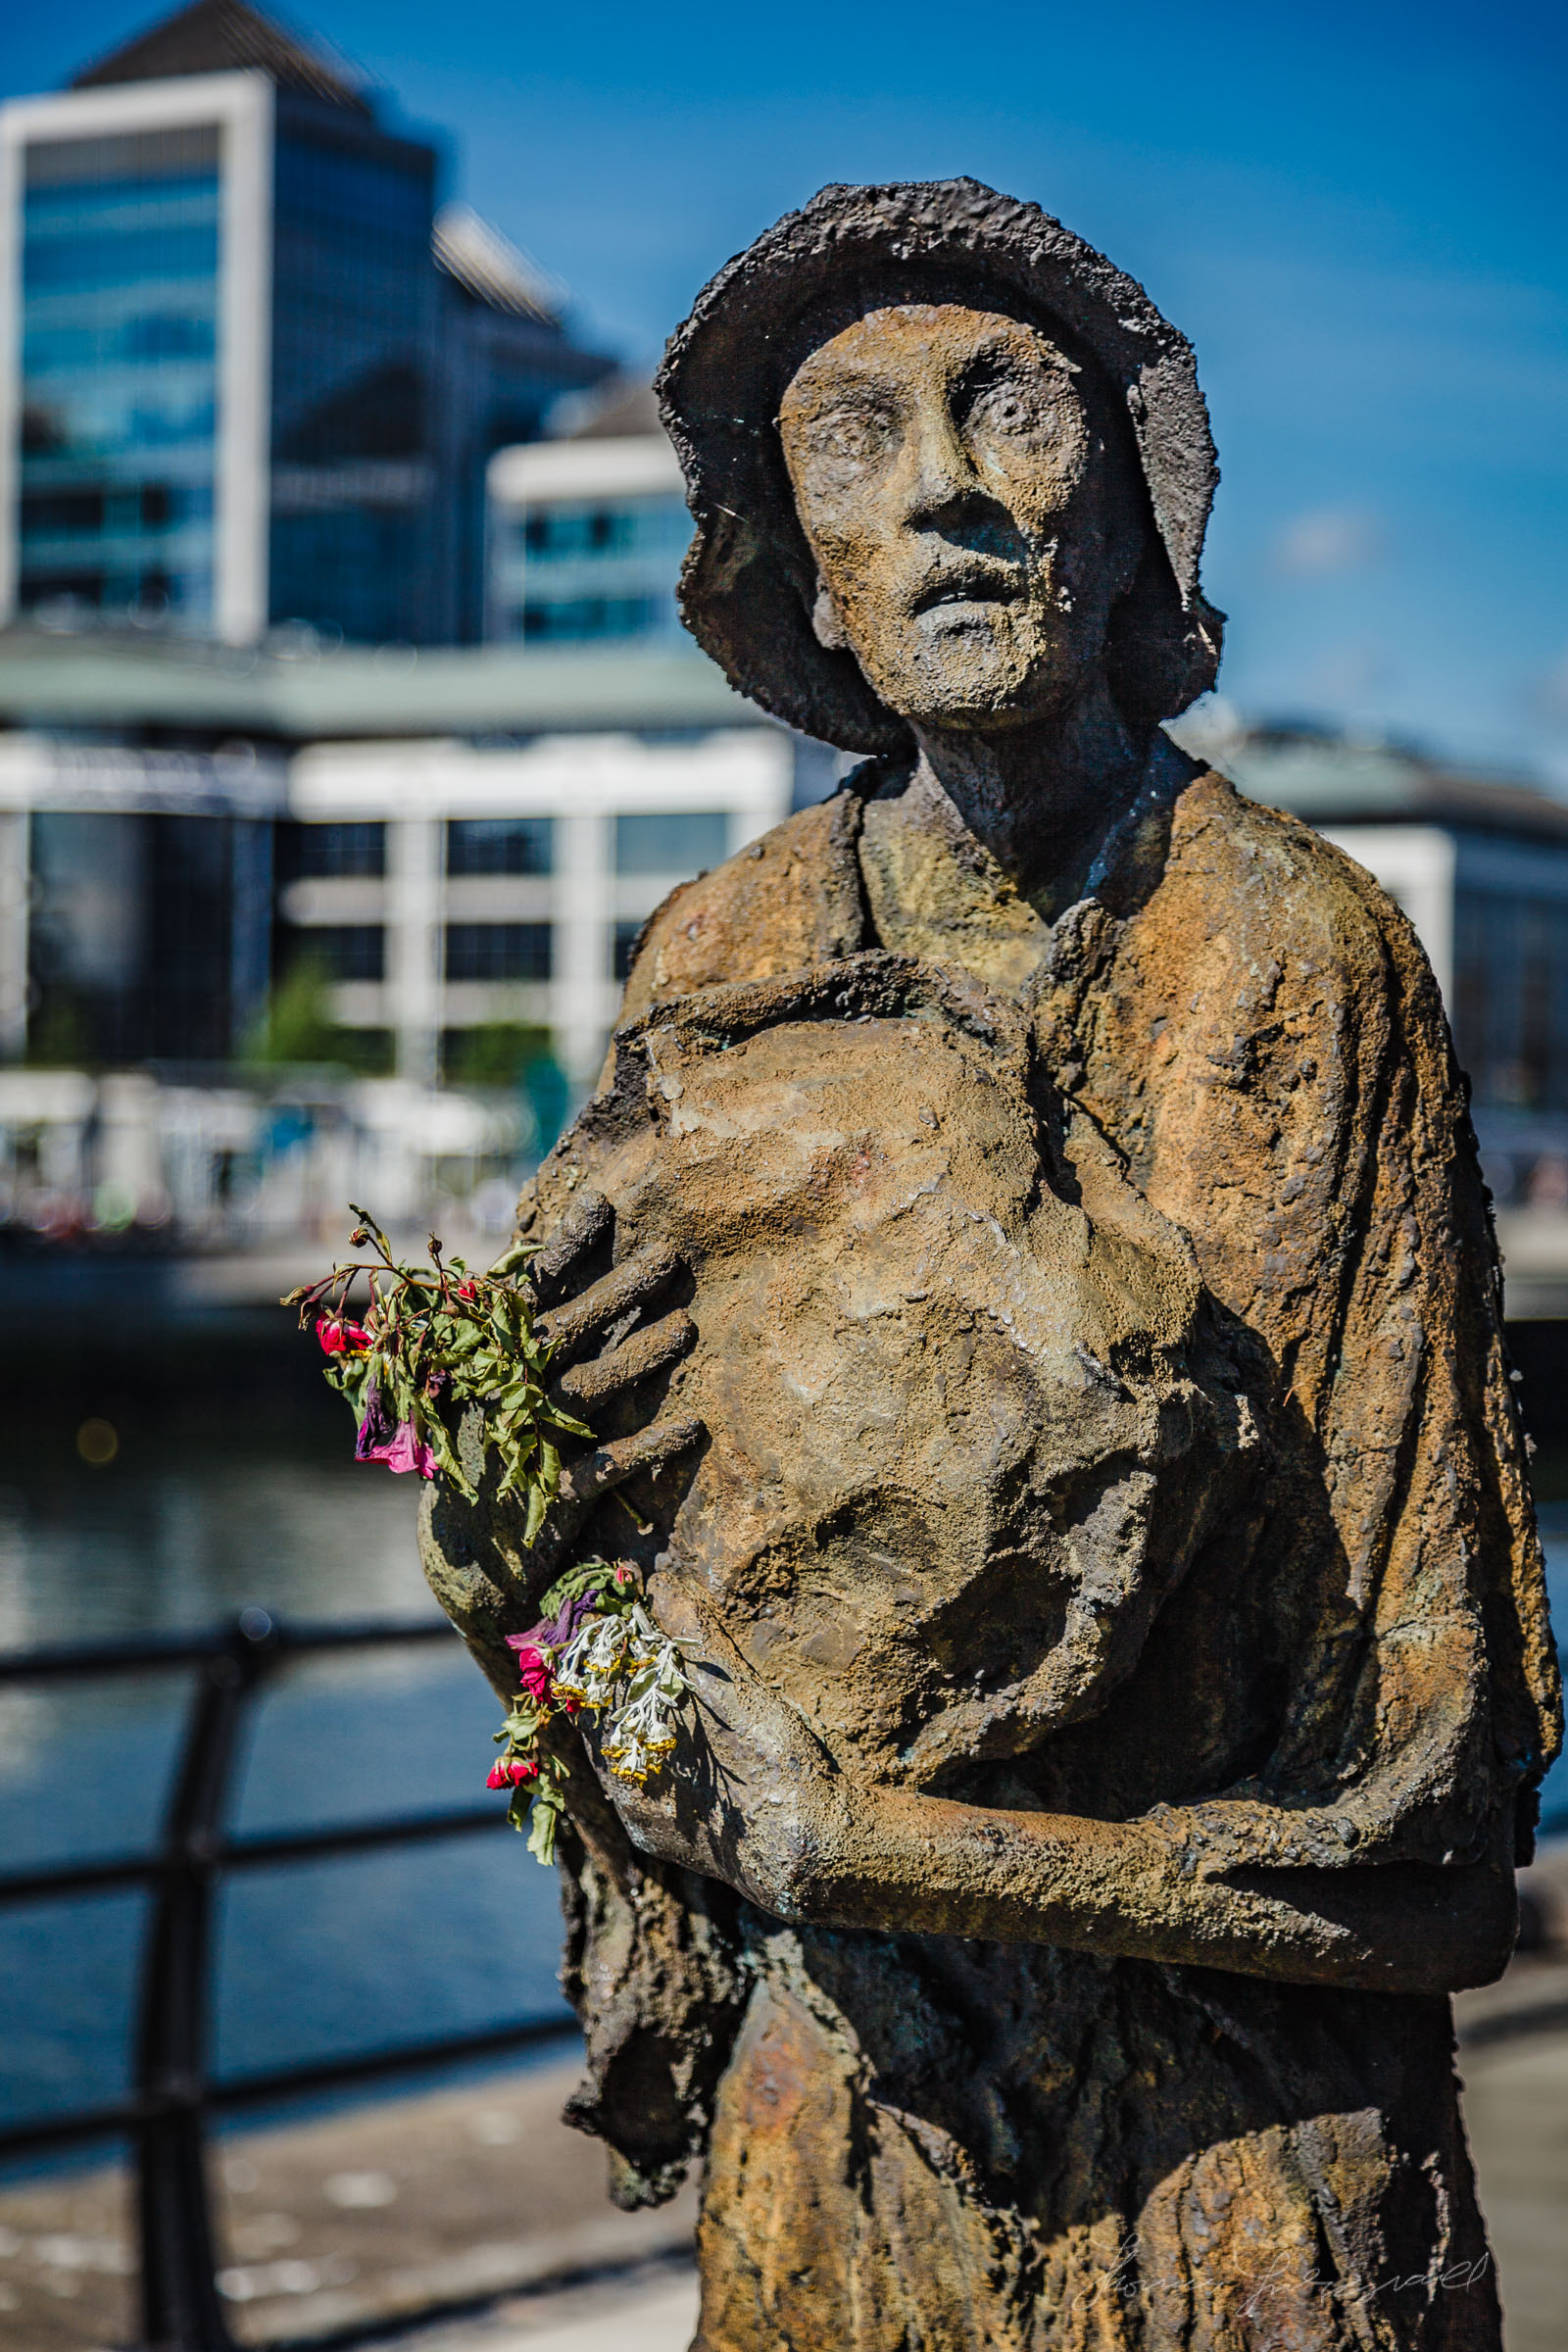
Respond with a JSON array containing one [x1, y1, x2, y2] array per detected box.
[[420, 179, 1559, 2349]]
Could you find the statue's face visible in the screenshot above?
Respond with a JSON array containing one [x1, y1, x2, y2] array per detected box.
[[778, 304, 1129, 730]]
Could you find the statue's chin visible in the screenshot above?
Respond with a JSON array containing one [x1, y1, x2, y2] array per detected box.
[[858, 610, 1089, 734]]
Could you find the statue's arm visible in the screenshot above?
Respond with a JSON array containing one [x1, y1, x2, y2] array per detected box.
[[599, 1588, 1516, 1999], [772, 1785, 1518, 1996]]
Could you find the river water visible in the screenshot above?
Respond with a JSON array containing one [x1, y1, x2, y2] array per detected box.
[[0, 1433, 567, 2141], [1, 1432, 1564, 2145]]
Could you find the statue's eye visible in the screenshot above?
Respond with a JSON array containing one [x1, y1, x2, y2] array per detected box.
[[964, 373, 1057, 444], [804, 402, 898, 467]]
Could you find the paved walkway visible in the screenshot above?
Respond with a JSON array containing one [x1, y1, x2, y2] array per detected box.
[[367, 2264, 699, 2352], [0, 2062, 697, 2352]]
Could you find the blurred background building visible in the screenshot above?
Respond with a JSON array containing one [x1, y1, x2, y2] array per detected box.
[[0, 620, 822, 1246], [486, 382, 689, 649], [0, 0, 853, 1256], [0, 0, 612, 647], [0, 0, 1565, 1320]]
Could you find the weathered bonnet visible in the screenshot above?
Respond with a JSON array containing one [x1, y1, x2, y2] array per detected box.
[[657, 177, 1226, 753]]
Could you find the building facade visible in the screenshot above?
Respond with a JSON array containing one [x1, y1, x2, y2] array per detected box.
[[486, 384, 690, 648], [0, 0, 610, 645], [283, 726, 794, 1089], [0, 731, 285, 1066], [1206, 724, 1568, 1215], [0, 626, 831, 1090]]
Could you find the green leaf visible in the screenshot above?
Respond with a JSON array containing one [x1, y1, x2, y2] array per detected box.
[[310, 1200, 601, 1562], [489, 1236, 538, 1279], [537, 1560, 618, 1618], [524, 1779, 564, 1864]]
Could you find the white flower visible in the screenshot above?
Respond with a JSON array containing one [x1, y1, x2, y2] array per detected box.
[[556, 1611, 628, 1708], [548, 1593, 689, 1784], [603, 1671, 681, 1781]]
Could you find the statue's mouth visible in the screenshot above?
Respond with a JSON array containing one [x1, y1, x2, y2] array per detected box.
[[912, 568, 1022, 616]]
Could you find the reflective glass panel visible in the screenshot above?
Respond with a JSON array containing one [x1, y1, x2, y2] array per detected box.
[[444, 923, 553, 982], [613, 811, 730, 875], [446, 817, 555, 876], [490, 492, 691, 645], [294, 822, 387, 879], [268, 116, 437, 642], [18, 130, 222, 629], [295, 925, 386, 982]]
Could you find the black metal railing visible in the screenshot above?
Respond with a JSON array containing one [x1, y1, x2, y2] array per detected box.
[[5, 1615, 1566, 2350], [0, 1611, 577, 2352]]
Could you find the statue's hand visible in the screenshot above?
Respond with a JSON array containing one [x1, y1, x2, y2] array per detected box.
[[585, 1576, 854, 1924], [531, 1195, 702, 1561], [420, 1190, 702, 1675]]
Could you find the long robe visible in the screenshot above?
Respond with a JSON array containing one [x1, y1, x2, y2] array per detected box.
[[494, 764, 1560, 2350]]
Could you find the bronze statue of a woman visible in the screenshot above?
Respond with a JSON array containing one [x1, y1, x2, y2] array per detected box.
[[421, 180, 1560, 2350]]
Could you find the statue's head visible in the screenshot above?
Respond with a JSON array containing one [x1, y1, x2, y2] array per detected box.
[[776, 297, 1146, 736], [658, 181, 1224, 758]]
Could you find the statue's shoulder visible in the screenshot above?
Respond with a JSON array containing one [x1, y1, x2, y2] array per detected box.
[[1072, 765, 1453, 1187], [616, 787, 870, 1021], [1153, 766, 1435, 1005]]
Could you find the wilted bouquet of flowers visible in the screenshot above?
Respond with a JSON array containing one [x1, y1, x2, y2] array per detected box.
[[490, 1559, 691, 1863], [288, 1209, 691, 1860], [285, 1204, 589, 1543]]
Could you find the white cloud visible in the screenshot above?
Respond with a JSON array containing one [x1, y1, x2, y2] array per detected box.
[[1270, 507, 1385, 578]]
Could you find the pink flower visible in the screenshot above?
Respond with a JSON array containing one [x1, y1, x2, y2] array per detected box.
[[318, 1316, 370, 1355], [379, 1421, 438, 1478], [507, 1642, 556, 1704], [487, 1757, 539, 1788], [355, 1389, 437, 1478], [504, 1592, 604, 1707]]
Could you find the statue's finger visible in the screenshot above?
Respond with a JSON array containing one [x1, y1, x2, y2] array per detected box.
[[527, 1190, 612, 1307], [538, 1241, 681, 1362], [561, 1412, 704, 1508], [553, 1310, 695, 1409]]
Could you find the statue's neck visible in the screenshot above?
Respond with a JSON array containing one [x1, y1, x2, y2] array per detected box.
[[907, 674, 1183, 921]]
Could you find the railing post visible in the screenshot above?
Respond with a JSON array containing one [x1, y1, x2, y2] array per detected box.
[[135, 1612, 276, 2352]]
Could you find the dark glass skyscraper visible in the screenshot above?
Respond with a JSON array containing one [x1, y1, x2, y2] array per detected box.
[[266, 86, 445, 645], [0, 0, 611, 645]]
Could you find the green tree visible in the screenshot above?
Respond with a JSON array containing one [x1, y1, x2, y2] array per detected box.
[[247, 961, 394, 1075], [444, 1024, 570, 1152], [444, 1021, 553, 1090], [24, 989, 92, 1069]]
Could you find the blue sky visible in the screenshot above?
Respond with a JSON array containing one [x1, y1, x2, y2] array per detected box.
[[8, 1, 1566, 781]]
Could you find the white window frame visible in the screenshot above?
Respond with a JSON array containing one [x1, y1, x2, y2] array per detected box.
[[0, 70, 273, 644]]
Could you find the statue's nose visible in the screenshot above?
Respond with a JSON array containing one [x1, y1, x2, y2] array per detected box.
[[898, 398, 986, 526]]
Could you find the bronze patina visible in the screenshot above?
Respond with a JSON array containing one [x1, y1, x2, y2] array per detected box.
[[421, 180, 1560, 2350]]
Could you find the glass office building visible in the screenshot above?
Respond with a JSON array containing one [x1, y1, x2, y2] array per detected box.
[[266, 92, 444, 645], [491, 484, 691, 646], [487, 388, 692, 647], [0, 0, 610, 644], [17, 124, 222, 625]]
